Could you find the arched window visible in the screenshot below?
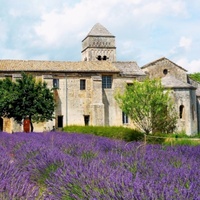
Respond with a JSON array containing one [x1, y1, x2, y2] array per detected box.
[[103, 55, 107, 60], [97, 55, 101, 61], [179, 105, 184, 119]]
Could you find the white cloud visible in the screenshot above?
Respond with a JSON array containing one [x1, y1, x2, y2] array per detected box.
[[176, 58, 200, 73], [170, 0, 188, 16], [179, 36, 192, 50]]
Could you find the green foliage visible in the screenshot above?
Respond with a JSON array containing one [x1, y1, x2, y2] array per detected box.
[[63, 183, 84, 200], [115, 78, 177, 134], [31, 162, 60, 197], [0, 78, 18, 117], [189, 73, 200, 82], [81, 151, 97, 161], [37, 163, 59, 186], [63, 125, 144, 142], [0, 73, 55, 131], [145, 132, 200, 146]]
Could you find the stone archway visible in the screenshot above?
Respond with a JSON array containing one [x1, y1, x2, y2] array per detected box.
[[0, 118, 3, 131]]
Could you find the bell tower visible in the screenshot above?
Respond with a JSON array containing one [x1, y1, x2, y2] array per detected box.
[[81, 23, 116, 61]]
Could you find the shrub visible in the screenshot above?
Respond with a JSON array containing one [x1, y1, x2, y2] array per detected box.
[[62, 125, 144, 142]]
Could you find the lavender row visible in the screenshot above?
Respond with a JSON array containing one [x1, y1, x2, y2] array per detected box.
[[0, 131, 200, 199]]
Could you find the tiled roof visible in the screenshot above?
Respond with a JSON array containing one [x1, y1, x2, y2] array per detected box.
[[113, 62, 146, 76], [161, 74, 195, 89], [141, 57, 187, 72], [0, 60, 120, 73], [87, 23, 114, 37]]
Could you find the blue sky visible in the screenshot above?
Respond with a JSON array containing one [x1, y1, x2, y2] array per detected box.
[[0, 0, 200, 73]]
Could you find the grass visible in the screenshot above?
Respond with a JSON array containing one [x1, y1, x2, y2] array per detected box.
[[63, 125, 200, 145], [146, 132, 200, 146]]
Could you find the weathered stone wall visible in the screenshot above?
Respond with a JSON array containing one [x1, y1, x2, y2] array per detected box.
[[0, 61, 198, 135], [102, 75, 138, 128], [172, 88, 198, 135], [67, 75, 92, 125], [3, 118, 12, 133], [142, 59, 188, 83], [90, 76, 104, 126]]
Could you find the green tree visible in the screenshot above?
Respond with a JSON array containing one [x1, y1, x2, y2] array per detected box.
[[0, 78, 18, 118], [115, 79, 177, 134], [0, 73, 55, 132], [189, 73, 200, 82]]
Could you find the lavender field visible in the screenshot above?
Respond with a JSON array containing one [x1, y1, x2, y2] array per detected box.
[[0, 132, 200, 200]]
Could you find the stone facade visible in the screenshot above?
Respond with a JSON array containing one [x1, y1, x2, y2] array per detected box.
[[142, 57, 188, 83], [0, 23, 199, 135], [143, 58, 199, 135]]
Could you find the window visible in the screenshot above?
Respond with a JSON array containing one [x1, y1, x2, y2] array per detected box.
[[80, 79, 86, 90], [126, 83, 133, 87], [5, 75, 12, 81], [53, 79, 59, 89], [163, 69, 168, 75], [179, 105, 184, 119], [102, 75, 112, 89], [103, 55, 107, 60], [58, 116, 63, 128], [97, 55, 102, 60], [122, 112, 128, 124]]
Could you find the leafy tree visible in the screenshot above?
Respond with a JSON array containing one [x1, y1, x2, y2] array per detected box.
[[0, 73, 55, 132], [115, 79, 177, 134], [189, 73, 200, 82], [0, 78, 18, 118]]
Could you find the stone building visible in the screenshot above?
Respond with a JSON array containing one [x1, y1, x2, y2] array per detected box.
[[0, 23, 199, 135], [141, 57, 199, 135]]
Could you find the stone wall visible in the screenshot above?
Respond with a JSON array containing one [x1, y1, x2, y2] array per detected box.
[[172, 88, 198, 135], [142, 58, 188, 83]]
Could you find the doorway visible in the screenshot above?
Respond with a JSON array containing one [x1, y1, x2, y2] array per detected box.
[[84, 115, 90, 126], [0, 118, 3, 131]]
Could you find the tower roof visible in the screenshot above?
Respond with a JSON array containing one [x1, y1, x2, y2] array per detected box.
[[87, 23, 114, 37]]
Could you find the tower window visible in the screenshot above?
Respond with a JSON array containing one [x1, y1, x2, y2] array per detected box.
[[97, 55, 102, 61], [102, 75, 112, 89], [103, 55, 107, 60]]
